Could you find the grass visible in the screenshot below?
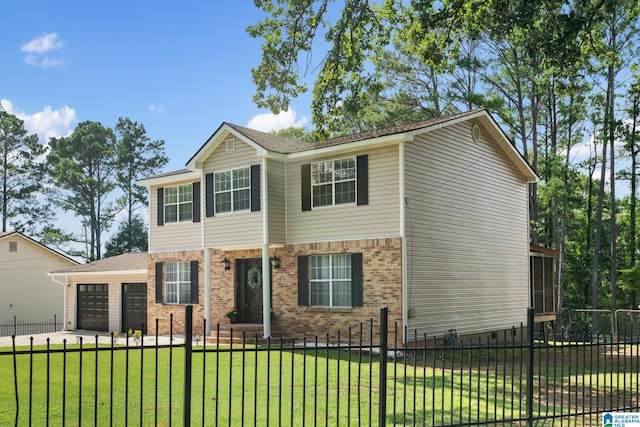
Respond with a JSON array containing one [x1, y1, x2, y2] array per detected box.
[[0, 342, 638, 426]]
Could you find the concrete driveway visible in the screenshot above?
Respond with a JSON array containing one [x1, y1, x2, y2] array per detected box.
[[0, 330, 184, 348]]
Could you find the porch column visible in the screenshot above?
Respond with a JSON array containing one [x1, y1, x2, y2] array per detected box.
[[204, 248, 211, 335], [262, 244, 271, 338]]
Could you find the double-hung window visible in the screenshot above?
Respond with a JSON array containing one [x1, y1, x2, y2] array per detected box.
[[164, 184, 193, 223], [311, 157, 356, 208], [214, 167, 250, 214], [164, 261, 191, 304], [310, 254, 352, 307]]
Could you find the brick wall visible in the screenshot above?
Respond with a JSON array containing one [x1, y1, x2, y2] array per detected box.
[[147, 250, 205, 336], [147, 238, 403, 343], [270, 238, 403, 343]]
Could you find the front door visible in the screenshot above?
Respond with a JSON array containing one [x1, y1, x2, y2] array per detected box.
[[235, 258, 263, 323]]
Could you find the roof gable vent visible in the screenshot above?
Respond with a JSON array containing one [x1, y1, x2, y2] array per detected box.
[[226, 139, 236, 152], [471, 124, 481, 142]]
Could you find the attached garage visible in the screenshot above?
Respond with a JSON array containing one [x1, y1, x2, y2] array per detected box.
[[49, 253, 148, 333], [77, 284, 109, 331]]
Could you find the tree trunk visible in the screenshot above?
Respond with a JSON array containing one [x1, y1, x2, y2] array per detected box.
[[591, 135, 607, 311]]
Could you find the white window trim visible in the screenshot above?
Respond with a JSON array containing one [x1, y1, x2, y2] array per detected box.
[[310, 254, 352, 308], [164, 261, 191, 305], [311, 157, 357, 208], [214, 166, 251, 214], [164, 183, 193, 223]]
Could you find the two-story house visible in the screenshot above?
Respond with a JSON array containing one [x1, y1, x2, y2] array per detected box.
[[138, 109, 537, 342]]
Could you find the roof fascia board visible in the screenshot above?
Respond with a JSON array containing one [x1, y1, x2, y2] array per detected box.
[[47, 269, 148, 277], [137, 170, 201, 186], [287, 134, 412, 160], [476, 114, 538, 182], [186, 124, 268, 169]]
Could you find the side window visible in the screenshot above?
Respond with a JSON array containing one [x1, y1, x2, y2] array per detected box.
[[311, 157, 356, 208], [157, 182, 200, 226], [302, 155, 368, 211], [298, 253, 363, 308], [155, 261, 199, 304], [214, 167, 250, 214], [165, 184, 193, 223], [205, 164, 260, 217]]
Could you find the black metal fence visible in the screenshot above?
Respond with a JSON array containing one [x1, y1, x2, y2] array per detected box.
[[1, 307, 639, 426], [0, 315, 62, 337]]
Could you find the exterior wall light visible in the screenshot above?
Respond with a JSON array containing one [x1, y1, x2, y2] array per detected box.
[[221, 257, 230, 270], [270, 256, 281, 269]]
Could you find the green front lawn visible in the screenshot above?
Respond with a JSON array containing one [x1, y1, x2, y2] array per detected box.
[[0, 343, 636, 426]]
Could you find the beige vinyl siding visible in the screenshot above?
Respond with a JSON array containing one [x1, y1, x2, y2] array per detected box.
[[404, 121, 530, 337], [267, 158, 286, 244], [64, 272, 147, 332], [286, 145, 401, 243], [203, 138, 263, 248], [1, 236, 75, 323], [149, 180, 202, 252]]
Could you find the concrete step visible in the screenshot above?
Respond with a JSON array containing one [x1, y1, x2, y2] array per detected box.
[[205, 324, 294, 345]]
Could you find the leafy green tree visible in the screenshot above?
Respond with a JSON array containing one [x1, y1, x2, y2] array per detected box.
[[0, 109, 49, 233], [47, 121, 118, 261], [272, 127, 315, 141], [248, 0, 640, 317], [114, 117, 167, 252], [104, 214, 148, 258]]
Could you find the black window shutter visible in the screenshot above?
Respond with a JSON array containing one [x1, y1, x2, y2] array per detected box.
[[356, 155, 368, 206], [205, 173, 214, 217], [157, 188, 164, 226], [351, 253, 363, 307], [251, 164, 261, 212], [190, 260, 199, 304], [155, 262, 163, 303], [298, 255, 309, 306], [301, 164, 311, 211], [192, 182, 201, 222]]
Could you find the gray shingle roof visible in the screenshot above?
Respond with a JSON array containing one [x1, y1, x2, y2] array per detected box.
[[226, 109, 482, 154], [50, 253, 147, 274], [144, 109, 488, 181]]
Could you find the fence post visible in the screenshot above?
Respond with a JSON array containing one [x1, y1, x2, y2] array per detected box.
[[13, 315, 16, 336], [526, 307, 534, 427], [183, 305, 193, 427], [379, 306, 388, 427]]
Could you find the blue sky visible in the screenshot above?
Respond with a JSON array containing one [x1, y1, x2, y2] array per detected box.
[[1, 1, 312, 173]]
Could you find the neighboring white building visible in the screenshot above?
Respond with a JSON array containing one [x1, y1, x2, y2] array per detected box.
[[0, 231, 78, 323]]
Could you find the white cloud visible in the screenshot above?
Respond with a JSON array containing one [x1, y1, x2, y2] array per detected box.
[[1, 99, 77, 143], [21, 33, 67, 68], [247, 109, 309, 132], [21, 33, 64, 53], [149, 104, 164, 112]]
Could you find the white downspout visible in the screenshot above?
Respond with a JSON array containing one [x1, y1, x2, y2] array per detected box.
[[399, 142, 408, 344], [261, 157, 271, 338], [50, 274, 68, 331]]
